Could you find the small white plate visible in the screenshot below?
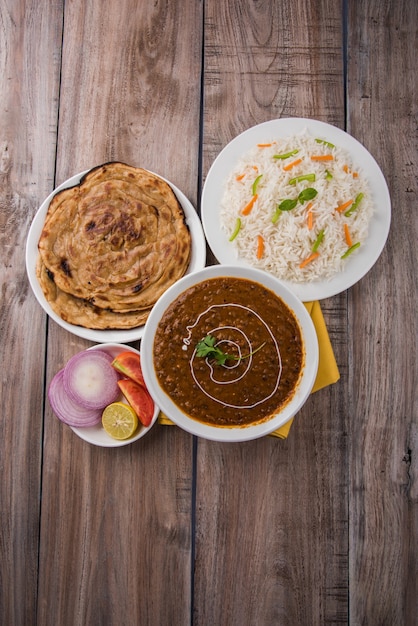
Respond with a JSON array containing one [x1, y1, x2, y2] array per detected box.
[[26, 167, 206, 343], [70, 343, 159, 447], [201, 118, 391, 301]]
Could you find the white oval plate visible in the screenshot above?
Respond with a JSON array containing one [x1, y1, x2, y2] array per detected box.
[[141, 265, 319, 442], [201, 118, 391, 301], [70, 343, 159, 447], [26, 167, 206, 343]]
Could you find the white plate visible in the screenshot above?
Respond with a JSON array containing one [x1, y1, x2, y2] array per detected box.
[[70, 343, 159, 447], [201, 118, 391, 301], [141, 265, 318, 442], [26, 167, 206, 343]]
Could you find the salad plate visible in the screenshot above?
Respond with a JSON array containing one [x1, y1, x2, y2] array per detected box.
[[201, 118, 391, 301], [68, 343, 159, 447]]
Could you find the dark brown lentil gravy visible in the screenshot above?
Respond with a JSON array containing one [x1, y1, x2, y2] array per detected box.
[[153, 276, 304, 427]]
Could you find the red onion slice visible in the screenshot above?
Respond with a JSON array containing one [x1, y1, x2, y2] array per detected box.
[[63, 349, 120, 410], [48, 369, 102, 427]]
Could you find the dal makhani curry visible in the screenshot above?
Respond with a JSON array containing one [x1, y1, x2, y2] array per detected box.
[[153, 277, 304, 427]]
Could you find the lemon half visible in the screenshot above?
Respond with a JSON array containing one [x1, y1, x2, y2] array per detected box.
[[102, 402, 138, 440]]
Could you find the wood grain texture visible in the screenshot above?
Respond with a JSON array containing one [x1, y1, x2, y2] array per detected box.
[[35, 1, 202, 624], [0, 1, 63, 624], [1, 0, 417, 624], [347, 2, 418, 623], [56, 0, 202, 200], [202, 0, 345, 184], [196, 1, 348, 624]]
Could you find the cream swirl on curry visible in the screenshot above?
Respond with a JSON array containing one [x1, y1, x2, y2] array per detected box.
[[182, 304, 282, 410]]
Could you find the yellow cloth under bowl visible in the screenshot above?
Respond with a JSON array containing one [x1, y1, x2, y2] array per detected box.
[[157, 300, 340, 439]]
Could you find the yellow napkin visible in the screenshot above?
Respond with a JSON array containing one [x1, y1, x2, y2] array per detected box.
[[157, 301, 340, 438]]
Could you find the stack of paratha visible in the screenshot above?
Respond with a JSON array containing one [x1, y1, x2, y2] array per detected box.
[[36, 162, 192, 329]]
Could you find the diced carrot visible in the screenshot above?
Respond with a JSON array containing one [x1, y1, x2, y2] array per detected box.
[[241, 194, 258, 216], [306, 203, 314, 230], [252, 165, 259, 171], [310, 155, 334, 161], [257, 143, 273, 147], [343, 164, 358, 178], [344, 223, 353, 247], [299, 251, 320, 269], [283, 158, 302, 171], [236, 173, 246, 181], [256, 235, 264, 259], [336, 199, 353, 213]]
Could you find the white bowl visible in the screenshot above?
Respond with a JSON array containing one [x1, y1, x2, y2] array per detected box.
[[70, 343, 159, 447], [141, 265, 319, 442]]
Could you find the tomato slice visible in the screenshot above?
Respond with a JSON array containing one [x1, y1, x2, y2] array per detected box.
[[112, 352, 145, 387], [118, 378, 155, 427]]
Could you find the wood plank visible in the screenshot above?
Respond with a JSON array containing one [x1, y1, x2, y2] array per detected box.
[[347, 1, 418, 623], [0, 1, 63, 623], [2, 0, 415, 623], [36, 1, 202, 623], [55, 0, 201, 199], [202, 0, 345, 172], [196, 1, 348, 624]]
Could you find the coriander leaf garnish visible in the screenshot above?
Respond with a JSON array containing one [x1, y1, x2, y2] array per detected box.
[[195, 335, 229, 365], [298, 187, 318, 204], [276, 188, 318, 213], [195, 334, 266, 366], [278, 198, 298, 212]]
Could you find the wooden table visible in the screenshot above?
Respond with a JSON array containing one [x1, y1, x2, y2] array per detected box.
[[2, 1, 417, 624]]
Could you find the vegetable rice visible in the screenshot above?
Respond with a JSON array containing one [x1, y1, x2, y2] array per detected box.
[[220, 131, 373, 282]]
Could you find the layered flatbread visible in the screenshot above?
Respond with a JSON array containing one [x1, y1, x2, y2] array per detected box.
[[36, 162, 191, 329]]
